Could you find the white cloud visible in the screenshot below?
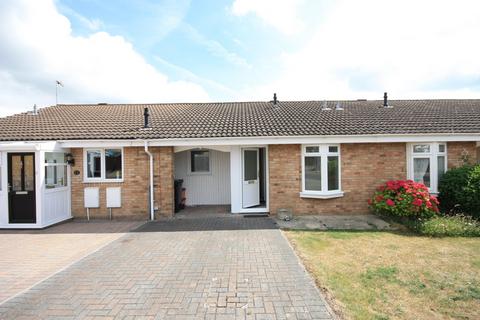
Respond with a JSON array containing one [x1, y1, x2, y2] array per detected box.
[[0, 0, 209, 116], [231, 0, 304, 35], [244, 0, 480, 101]]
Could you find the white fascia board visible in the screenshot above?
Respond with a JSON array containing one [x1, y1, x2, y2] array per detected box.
[[0, 141, 67, 151], [38, 133, 480, 148], [59, 140, 144, 148]]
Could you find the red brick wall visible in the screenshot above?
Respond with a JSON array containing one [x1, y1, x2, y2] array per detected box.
[[71, 146, 174, 220], [268, 143, 407, 215]]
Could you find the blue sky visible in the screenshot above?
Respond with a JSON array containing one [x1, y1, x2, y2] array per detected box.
[[58, 0, 326, 101], [1, 0, 480, 116]]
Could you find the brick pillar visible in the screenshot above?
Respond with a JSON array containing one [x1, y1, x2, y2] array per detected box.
[[153, 146, 174, 218]]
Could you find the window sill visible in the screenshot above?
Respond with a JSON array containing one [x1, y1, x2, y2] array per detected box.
[[45, 186, 69, 193], [83, 179, 124, 184], [299, 191, 344, 199]]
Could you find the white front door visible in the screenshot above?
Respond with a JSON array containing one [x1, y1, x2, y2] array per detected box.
[[242, 148, 260, 208]]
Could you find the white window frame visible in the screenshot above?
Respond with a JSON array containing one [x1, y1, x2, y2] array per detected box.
[[45, 153, 69, 190], [300, 144, 343, 199], [83, 148, 124, 182], [188, 149, 211, 175], [407, 142, 447, 194]]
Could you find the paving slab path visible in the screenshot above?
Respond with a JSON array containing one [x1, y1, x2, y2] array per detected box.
[[0, 216, 334, 319]]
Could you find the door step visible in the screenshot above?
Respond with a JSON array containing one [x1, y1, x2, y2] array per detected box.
[[242, 213, 269, 218]]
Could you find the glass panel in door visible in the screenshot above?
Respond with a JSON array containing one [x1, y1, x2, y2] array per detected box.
[[11, 155, 22, 191], [24, 154, 34, 191], [244, 150, 258, 181], [242, 149, 260, 208]]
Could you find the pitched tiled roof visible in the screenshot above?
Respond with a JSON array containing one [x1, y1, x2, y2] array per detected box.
[[0, 100, 480, 141]]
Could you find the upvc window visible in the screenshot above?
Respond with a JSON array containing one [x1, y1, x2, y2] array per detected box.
[[408, 143, 447, 193], [189, 150, 210, 174], [45, 152, 68, 189], [301, 144, 343, 199], [84, 148, 123, 181]]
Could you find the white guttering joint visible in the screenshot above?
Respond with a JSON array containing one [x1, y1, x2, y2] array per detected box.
[[144, 141, 155, 221]]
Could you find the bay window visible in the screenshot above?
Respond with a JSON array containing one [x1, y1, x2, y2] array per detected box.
[[301, 144, 343, 198], [84, 148, 123, 181], [45, 152, 68, 189], [408, 143, 446, 193]]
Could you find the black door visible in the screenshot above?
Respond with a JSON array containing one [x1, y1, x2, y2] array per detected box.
[[8, 153, 36, 223]]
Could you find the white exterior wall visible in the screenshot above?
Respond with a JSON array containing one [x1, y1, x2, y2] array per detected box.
[[174, 149, 231, 205]]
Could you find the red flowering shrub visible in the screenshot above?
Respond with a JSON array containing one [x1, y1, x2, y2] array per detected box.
[[368, 180, 439, 219]]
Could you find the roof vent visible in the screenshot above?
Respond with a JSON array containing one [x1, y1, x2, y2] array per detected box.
[[28, 104, 39, 116], [98, 102, 108, 105], [383, 92, 393, 108], [335, 102, 344, 111], [143, 107, 150, 128], [270, 93, 278, 105], [321, 100, 331, 110]]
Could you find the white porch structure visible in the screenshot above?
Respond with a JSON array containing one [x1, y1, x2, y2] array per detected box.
[[0, 142, 72, 228]]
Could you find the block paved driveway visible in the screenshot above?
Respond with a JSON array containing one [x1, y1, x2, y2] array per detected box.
[[0, 221, 142, 305], [0, 216, 333, 319]]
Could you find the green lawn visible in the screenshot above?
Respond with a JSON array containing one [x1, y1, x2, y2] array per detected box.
[[285, 231, 480, 320]]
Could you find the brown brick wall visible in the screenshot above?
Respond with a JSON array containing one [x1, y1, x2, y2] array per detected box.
[[268, 142, 479, 216], [153, 146, 174, 218], [447, 141, 477, 168], [70, 146, 174, 220], [268, 143, 407, 215]]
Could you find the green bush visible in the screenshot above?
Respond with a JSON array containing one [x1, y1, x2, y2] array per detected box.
[[416, 215, 480, 237], [369, 180, 439, 219], [438, 165, 480, 219]]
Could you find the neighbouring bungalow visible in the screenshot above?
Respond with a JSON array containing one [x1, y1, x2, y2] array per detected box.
[[0, 94, 479, 228]]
